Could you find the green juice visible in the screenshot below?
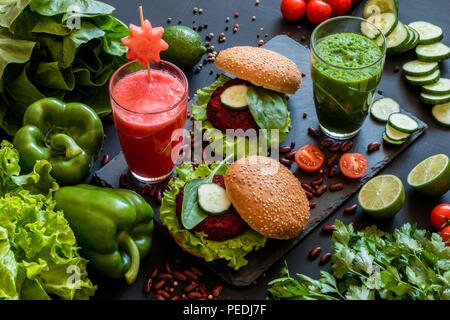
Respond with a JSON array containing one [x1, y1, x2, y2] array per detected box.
[[311, 33, 384, 135]]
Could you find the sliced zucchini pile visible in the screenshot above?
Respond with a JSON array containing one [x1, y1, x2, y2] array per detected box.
[[383, 113, 419, 146]]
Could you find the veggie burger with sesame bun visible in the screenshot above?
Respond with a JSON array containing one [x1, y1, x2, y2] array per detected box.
[[191, 46, 302, 154], [159, 155, 310, 270]]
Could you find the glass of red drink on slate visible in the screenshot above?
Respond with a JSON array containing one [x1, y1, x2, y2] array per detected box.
[[109, 60, 188, 183]]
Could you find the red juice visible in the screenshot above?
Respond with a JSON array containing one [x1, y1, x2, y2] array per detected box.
[[110, 60, 188, 182]]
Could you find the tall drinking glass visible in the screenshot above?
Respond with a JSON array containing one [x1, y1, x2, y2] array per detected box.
[[310, 16, 386, 140], [109, 60, 188, 183]]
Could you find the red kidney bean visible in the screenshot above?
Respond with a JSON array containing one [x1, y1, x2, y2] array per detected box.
[[320, 253, 332, 265], [149, 267, 160, 279], [144, 277, 152, 293], [163, 184, 172, 192], [149, 185, 158, 197], [158, 273, 173, 280], [154, 294, 166, 300], [188, 291, 203, 299], [141, 185, 150, 195], [173, 270, 188, 281], [290, 141, 296, 149], [311, 175, 324, 186], [183, 281, 198, 292], [322, 224, 336, 233], [212, 284, 223, 297], [153, 279, 167, 290], [101, 154, 110, 166], [309, 246, 322, 259], [329, 182, 344, 192], [170, 295, 180, 300], [328, 167, 336, 177], [304, 190, 313, 199], [157, 290, 170, 299], [315, 184, 328, 196], [119, 174, 128, 187], [344, 204, 358, 213], [368, 142, 381, 152], [156, 188, 163, 203], [279, 157, 292, 167], [320, 139, 334, 147], [184, 270, 198, 280], [308, 127, 320, 137], [329, 142, 342, 152], [164, 261, 172, 274], [191, 266, 203, 276], [198, 282, 207, 294], [309, 201, 317, 208], [301, 183, 313, 192], [341, 141, 353, 152], [284, 151, 295, 159], [279, 146, 292, 153], [327, 154, 338, 167]]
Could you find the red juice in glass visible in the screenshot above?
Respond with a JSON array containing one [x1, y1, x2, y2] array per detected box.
[[109, 60, 188, 183]]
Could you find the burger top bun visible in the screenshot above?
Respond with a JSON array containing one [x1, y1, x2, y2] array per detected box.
[[215, 46, 302, 94], [224, 156, 310, 240]]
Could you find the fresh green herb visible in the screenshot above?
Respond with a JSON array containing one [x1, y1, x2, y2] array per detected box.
[[0, 141, 96, 300], [181, 154, 233, 230], [0, 0, 129, 135], [267, 220, 450, 300]]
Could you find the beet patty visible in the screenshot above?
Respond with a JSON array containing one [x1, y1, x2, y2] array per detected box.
[[206, 79, 259, 132], [175, 174, 249, 241]]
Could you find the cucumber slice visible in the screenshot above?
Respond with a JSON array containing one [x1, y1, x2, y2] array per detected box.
[[370, 97, 401, 122], [410, 28, 421, 49], [362, 13, 398, 39], [392, 27, 415, 54], [388, 113, 419, 133], [383, 131, 405, 145], [416, 42, 450, 62], [386, 21, 409, 53], [363, 0, 399, 18], [402, 60, 438, 77], [422, 78, 450, 96], [197, 183, 231, 216], [420, 92, 450, 105], [408, 21, 444, 45], [431, 102, 450, 127], [405, 69, 440, 86], [385, 124, 410, 141], [220, 85, 248, 110], [374, 34, 385, 47]]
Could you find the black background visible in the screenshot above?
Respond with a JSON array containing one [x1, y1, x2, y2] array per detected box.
[[89, 0, 448, 299]]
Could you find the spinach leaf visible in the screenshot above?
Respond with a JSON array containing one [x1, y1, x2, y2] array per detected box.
[[29, 0, 114, 18], [0, 0, 31, 29], [246, 85, 288, 130], [181, 154, 233, 230], [0, 28, 35, 78]]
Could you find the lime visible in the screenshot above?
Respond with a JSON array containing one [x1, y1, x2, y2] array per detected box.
[[161, 26, 206, 69], [407, 154, 450, 197], [358, 175, 405, 219]]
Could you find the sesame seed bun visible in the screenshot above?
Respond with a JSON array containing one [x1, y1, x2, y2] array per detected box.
[[215, 46, 302, 94], [224, 156, 310, 240]]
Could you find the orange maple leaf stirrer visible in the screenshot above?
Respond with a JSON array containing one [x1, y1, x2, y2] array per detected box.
[[121, 6, 169, 82]]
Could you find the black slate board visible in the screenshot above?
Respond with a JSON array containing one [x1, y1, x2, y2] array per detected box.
[[94, 35, 427, 286]]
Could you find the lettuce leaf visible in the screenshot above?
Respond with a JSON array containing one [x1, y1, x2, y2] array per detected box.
[[0, 141, 96, 300], [160, 162, 266, 270], [191, 74, 291, 158]]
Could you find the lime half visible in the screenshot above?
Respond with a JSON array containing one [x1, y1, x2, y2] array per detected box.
[[407, 154, 450, 197], [358, 175, 405, 219]]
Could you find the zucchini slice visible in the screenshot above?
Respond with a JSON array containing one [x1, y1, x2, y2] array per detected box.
[[416, 42, 450, 62], [220, 85, 249, 110], [370, 97, 401, 122], [388, 113, 419, 133], [431, 102, 450, 127], [408, 21, 444, 45], [405, 69, 440, 86], [383, 131, 405, 145], [420, 92, 450, 105], [363, 0, 399, 18], [197, 183, 231, 216], [386, 21, 409, 53], [361, 12, 398, 39], [402, 60, 438, 77], [385, 124, 410, 141], [422, 78, 450, 96]]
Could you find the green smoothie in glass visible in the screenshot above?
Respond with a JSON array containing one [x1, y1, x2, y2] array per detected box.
[[310, 17, 386, 139]]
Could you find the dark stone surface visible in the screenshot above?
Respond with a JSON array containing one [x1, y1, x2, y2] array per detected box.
[[95, 35, 426, 286]]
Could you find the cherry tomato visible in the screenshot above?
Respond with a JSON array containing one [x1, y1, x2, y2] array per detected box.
[[327, 0, 351, 16], [339, 153, 368, 179], [440, 225, 450, 247], [295, 144, 325, 172], [280, 0, 306, 21], [306, 0, 332, 25], [430, 203, 450, 230]]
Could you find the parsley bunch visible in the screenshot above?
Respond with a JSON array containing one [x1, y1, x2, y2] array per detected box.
[[268, 220, 450, 300]]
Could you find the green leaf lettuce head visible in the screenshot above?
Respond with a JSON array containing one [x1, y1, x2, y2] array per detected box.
[[191, 74, 291, 158], [0, 141, 96, 300], [159, 162, 267, 270], [267, 220, 450, 300], [0, 0, 129, 136]]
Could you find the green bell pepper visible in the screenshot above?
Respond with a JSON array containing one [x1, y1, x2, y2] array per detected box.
[[54, 184, 154, 285], [13, 98, 104, 186]]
